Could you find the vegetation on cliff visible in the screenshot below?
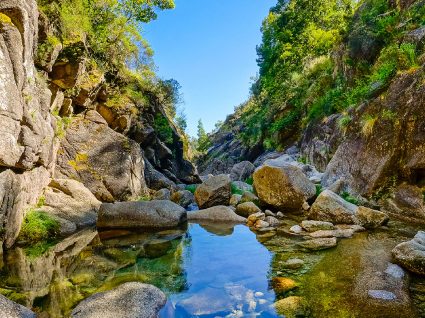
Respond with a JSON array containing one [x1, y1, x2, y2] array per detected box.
[[230, 0, 424, 150]]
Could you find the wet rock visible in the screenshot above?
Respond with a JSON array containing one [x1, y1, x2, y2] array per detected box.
[[71, 282, 166, 318], [236, 202, 261, 217], [255, 220, 270, 229], [392, 231, 425, 275], [272, 277, 298, 293], [171, 190, 195, 208], [253, 162, 316, 212], [368, 290, 397, 301], [97, 200, 187, 229], [247, 212, 266, 227], [0, 294, 35, 318], [230, 161, 255, 181], [194, 174, 231, 209], [188, 206, 246, 223], [301, 220, 335, 232], [153, 189, 171, 200], [282, 258, 304, 269], [307, 190, 357, 224], [229, 194, 242, 207], [299, 237, 337, 251], [273, 296, 307, 318]]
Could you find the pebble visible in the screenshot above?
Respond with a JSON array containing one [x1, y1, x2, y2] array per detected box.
[[368, 290, 397, 300], [384, 263, 405, 279], [282, 258, 304, 269]]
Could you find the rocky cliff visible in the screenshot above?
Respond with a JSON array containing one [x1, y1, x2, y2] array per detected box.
[[0, 0, 199, 248]]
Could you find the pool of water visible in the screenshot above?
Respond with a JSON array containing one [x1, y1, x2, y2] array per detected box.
[[0, 219, 424, 317]]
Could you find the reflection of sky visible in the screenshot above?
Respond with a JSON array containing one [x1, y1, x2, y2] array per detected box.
[[161, 224, 277, 317]]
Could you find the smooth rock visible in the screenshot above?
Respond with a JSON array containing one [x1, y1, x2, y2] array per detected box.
[[309, 229, 355, 238], [240, 191, 259, 204], [272, 277, 298, 293], [188, 206, 246, 223], [154, 189, 171, 200], [194, 174, 231, 209], [71, 282, 166, 318], [282, 258, 304, 269], [236, 202, 261, 217], [229, 194, 242, 206], [253, 163, 316, 211], [171, 190, 195, 208], [392, 231, 425, 275], [301, 220, 335, 232], [255, 220, 270, 229], [265, 216, 281, 227], [307, 190, 357, 224], [356, 206, 389, 229], [0, 294, 36, 318], [273, 296, 307, 318], [97, 200, 187, 229], [299, 237, 337, 250], [384, 263, 405, 279], [290, 225, 304, 234]]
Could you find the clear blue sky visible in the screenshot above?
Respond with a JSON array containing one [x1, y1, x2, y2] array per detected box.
[[143, 0, 275, 137]]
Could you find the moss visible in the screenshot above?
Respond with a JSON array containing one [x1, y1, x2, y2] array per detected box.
[[68, 152, 89, 171], [18, 210, 60, 244], [138, 195, 151, 202], [361, 114, 377, 137], [36, 195, 46, 208], [23, 240, 57, 259]]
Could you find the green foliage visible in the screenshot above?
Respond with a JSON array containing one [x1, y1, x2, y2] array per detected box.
[[153, 114, 174, 145], [137, 194, 151, 201], [245, 176, 254, 186], [231, 184, 244, 196], [24, 241, 58, 259], [315, 184, 323, 197], [185, 184, 198, 194], [18, 210, 60, 243], [341, 191, 359, 205], [196, 119, 212, 153]]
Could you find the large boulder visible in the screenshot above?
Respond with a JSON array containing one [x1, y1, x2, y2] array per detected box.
[[71, 282, 166, 318], [253, 162, 316, 211], [0, 294, 36, 318], [308, 190, 388, 227], [41, 179, 101, 230], [230, 161, 255, 181], [194, 174, 231, 209], [97, 200, 187, 229], [392, 231, 425, 275], [55, 111, 146, 202], [187, 206, 246, 223]]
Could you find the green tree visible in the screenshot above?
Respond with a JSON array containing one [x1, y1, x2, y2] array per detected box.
[[196, 119, 211, 153]]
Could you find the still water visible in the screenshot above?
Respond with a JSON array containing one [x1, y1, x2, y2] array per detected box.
[[0, 220, 424, 317]]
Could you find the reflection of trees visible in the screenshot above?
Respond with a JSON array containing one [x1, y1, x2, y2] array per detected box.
[[0, 228, 190, 317]]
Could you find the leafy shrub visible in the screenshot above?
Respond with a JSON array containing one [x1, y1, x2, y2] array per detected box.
[[18, 210, 60, 243], [341, 191, 359, 205], [153, 114, 174, 145], [245, 176, 254, 185], [231, 184, 244, 195], [185, 184, 198, 194], [315, 184, 323, 197]]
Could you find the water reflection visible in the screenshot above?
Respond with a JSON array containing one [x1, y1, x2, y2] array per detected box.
[[0, 227, 188, 317]]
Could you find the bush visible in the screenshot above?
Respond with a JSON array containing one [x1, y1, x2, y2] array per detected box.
[[18, 210, 60, 243], [341, 191, 359, 205], [185, 184, 198, 194]]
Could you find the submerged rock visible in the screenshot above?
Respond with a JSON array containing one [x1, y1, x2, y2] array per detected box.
[[272, 277, 298, 293], [71, 282, 166, 318], [368, 290, 397, 301], [187, 206, 246, 223], [0, 294, 36, 318], [273, 296, 308, 318], [282, 258, 304, 269], [290, 225, 304, 234], [194, 174, 231, 209], [392, 231, 425, 275], [253, 163, 316, 212], [97, 200, 187, 229]]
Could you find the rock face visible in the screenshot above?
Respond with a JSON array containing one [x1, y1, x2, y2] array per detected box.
[[322, 68, 425, 203], [187, 206, 246, 223], [0, 294, 36, 318], [71, 282, 166, 318], [230, 161, 255, 181], [55, 111, 146, 202], [392, 231, 425, 275], [253, 162, 316, 211], [382, 184, 425, 220], [194, 174, 231, 209], [40, 179, 101, 230], [97, 200, 187, 229], [0, 0, 58, 247]]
